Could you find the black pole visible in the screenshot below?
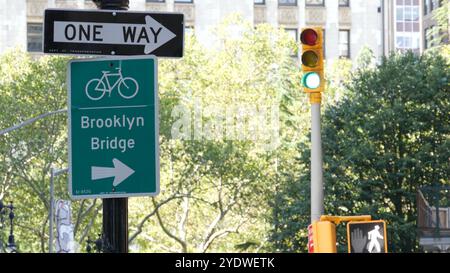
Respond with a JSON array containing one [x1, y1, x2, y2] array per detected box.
[[95, 0, 129, 253], [93, 0, 129, 10], [102, 198, 128, 252]]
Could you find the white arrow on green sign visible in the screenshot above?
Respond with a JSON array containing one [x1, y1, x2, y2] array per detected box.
[[68, 56, 160, 199]]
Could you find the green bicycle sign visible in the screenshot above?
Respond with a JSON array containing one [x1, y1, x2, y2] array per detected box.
[[68, 56, 160, 199]]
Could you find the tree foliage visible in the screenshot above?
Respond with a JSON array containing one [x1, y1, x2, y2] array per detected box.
[[127, 17, 306, 253], [272, 51, 450, 253], [0, 51, 102, 252], [0, 18, 307, 252]]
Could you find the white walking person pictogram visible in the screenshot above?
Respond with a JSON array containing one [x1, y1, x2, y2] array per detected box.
[[367, 225, 383, 253]]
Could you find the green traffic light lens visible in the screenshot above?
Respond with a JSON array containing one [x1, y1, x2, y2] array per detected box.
[[302, 51, 319, 67], [302, 72, 321, 89]]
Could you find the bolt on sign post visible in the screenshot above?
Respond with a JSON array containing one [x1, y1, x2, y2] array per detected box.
[[300, 28, 325, 223], [347, 220, 388, 253]]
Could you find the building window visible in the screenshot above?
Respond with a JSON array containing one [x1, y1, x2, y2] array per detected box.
[[279, 0, 297, 6], [185, 26, 194, 36], [254, 0, 265, 4], [424, 0, 430, 15], [27, 23, 43, 52], [395, 0, 421, 52], [285, 28, 298, 56], [425, 0, 443, 15], [174, 0, 193, 3], [339, 30, 350, 58], [285, 28, 298, 42], [339, 0, 349, 7], [424, 26, 441, 49], [431, 0, 441, 11], [305, 0, 325, 6], [425, 27, 431, 49]]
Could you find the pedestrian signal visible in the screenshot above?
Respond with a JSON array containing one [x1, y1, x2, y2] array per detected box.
[[347, 220, 388, 253]]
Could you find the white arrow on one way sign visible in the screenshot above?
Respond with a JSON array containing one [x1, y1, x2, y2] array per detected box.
[[92, 158, 135, 187], [53, 15, 176, 54]]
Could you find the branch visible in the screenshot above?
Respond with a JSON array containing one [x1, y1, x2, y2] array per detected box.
[[73, 200, 87, 236], [137, 233, 181, 253], [0, 166, 13, 199], [199, 178, 239, 252], [152, 197, 187, 253], [200, 219, 247, 253], [74, 199, 98, 237], [14, 170, 48, 207], [78, 203, 102, 244], [41, 213, 49, 253], [178, 195, 190, 243], [15, 222, 42, 235], [128, 194, 184, 243]]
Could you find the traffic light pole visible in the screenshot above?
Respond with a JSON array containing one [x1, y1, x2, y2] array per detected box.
[[299, 28, 325, 223], [94, 0, 129, 253], [310, 93, 324, 223]]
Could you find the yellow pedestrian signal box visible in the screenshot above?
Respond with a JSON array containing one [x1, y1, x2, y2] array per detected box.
[[300, 28, 324, 93], [308, 221, 337, 253]]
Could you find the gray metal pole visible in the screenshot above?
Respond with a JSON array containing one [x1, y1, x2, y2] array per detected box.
[[49, 168, 55, 253], [311, 102, 324, 223], [0, 109, 66, 136]]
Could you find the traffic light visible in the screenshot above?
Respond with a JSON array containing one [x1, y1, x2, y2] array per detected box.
[[308, 221, 337, 253], [300, 28, 324, 93]]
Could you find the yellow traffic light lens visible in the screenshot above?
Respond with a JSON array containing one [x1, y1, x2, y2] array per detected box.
[[301, 29, 318, 46], [302, 51, 319, 67], [303, 72, 321, 89]]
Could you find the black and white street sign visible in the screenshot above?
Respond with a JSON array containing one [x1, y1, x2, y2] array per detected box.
[[347, 220, 388, 253], [44, 9, 184, 57]]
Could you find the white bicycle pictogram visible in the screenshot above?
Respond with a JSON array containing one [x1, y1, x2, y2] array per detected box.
[[85, 67, 139, 101]]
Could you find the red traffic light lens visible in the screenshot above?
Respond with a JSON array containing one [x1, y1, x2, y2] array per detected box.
[[302, 50, 319, 67], [301, 29, 318, 46]]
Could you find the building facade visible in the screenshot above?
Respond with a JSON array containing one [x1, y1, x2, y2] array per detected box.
[[0, 0, 448, 60], [0, 0, 384, 62]]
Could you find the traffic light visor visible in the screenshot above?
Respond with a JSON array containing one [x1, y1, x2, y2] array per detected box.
[[302, 50, 319, 67], [301, 29, 318, 46], [303, 72, 321, 89]]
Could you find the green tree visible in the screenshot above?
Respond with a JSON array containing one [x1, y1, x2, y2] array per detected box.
[[272, 51, 450, 253], [128, 17, 308, 253], [0, 50, 102, 253]]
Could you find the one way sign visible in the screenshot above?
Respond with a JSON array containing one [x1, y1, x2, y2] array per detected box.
[[44, 9, 184, 57]]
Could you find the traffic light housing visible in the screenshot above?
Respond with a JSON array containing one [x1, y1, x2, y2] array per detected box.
[[308, 221, 337, 253], [300, 28, 324, 93]]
